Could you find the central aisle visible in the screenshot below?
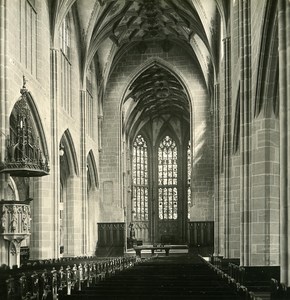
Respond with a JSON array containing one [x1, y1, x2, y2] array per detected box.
[[62, 254, 244, 299]]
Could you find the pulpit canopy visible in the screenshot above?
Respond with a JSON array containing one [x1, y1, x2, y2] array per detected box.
[[0, 77, 49, 177]]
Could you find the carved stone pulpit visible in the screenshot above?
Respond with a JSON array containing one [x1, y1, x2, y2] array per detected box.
[[0, 199, 32, 266]]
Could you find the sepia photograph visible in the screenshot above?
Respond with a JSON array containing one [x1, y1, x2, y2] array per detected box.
[[0, 0, 289, 299]]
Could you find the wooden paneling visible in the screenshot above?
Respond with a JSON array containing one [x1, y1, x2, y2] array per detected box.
[[188, 221, 214, 247], [97, 223, 125, 247]]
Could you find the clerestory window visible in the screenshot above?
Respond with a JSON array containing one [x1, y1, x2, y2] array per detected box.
[[59, 16, 72, 115], [19, 0, 37, 76], [86, 65, 94, 138]]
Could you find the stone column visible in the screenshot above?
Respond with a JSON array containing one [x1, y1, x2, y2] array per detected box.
[[0, 0, 8, 200], [98, 115, 103, 152], [213, 83, 221, 256], [239, 0, 251, 266], [0, 0, 10, 266], [80, 89, 88, 255], [65, 176, 82, 256], [30, 175, 55, 259], [251, 116, 279, 266], [223, 36, 231, 258], [30, 48, 59, 259], [50, 48, 60, 259], [278, 0, 290, 286]]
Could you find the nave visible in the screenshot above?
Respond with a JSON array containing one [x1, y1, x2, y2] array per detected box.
[[1, 0, 290, 297], [1, 252, 289, 300]]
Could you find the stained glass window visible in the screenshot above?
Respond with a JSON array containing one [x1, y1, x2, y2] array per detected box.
[[187, 140, 191, 219], [158, 135, 178, 220], [132, 135, 148, 221]]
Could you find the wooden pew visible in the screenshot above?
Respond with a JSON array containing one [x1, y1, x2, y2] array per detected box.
[[0, 256, 138, 300], [270, 278, 290, 300], [220, 258, 240, 272], [228, 263, 241, 282], [200, 255, 262, 299], [239, 266, 280, 286], [210, 256, 240, 273], [61, 255, 246, 300], [235, 265, 280, 299]]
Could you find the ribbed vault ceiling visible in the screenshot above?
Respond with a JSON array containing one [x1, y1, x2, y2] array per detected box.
[[49, 0, 228, 133], [105, 0, 207, 46], [50, 0, 225, 83], [124, 65, 189, 121]]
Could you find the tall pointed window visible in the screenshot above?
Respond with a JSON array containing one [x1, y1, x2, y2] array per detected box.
[[158, 135, 178, 220], [86, 65, 94, 138], [132, 135, 148, 221], [60, 16, 72, 115], [19, 0, 37, 76]]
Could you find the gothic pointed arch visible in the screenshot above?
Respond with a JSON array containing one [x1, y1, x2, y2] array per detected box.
[[58, 128, 80, 257], [121, 57, 193, 109], [49, 0, 76, 45], [215, 0, 230, 36], [60, 129, 79, 177], [7, 177, 20, 201], [155, 123, 181, 149], [24, 92, 50, 160], [87, 150, 99, 189], [232, 85, 240, 154], [122, 60, 191, 140], [131, 128, 150, 149], [254, 0, 278, 118], [9, 90, 50, 157]]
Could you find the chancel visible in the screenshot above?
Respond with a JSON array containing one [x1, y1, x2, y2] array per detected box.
[[0, 0, 289, 299]]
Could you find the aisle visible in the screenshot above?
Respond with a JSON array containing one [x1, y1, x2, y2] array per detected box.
[[61, 254, 245, 300]]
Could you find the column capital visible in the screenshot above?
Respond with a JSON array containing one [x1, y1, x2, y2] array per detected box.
[[222, 36, 231, 42], [80, 89, 87, 99]]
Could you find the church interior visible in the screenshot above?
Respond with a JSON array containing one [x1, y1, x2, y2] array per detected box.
[[0, 0, 290, 299]]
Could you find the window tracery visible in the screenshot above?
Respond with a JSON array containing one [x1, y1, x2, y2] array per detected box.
[[132, 135, 148, 221], [158, 135, 178, 220]]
